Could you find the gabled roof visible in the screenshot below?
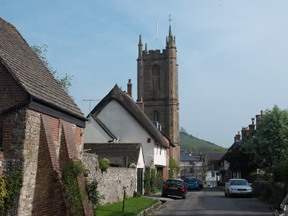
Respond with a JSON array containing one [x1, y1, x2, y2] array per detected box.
[[85, 143, 142, 164], [90, 115, 117, 140], [90, 84, 168, 148], [0, 18, 84, 120]]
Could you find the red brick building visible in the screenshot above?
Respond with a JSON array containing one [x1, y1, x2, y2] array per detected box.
[[0, 18, 93, 215]]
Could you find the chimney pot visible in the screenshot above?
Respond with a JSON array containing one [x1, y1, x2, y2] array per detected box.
[[127, 79, 132, 97]]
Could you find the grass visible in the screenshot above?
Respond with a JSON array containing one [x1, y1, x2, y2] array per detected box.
[[95, 196, 158, 216]]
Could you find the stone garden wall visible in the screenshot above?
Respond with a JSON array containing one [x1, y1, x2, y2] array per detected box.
[[83, 153, 137, 205]]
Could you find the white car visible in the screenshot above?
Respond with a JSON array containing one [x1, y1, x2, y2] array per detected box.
[[224, 178, 253, 197]]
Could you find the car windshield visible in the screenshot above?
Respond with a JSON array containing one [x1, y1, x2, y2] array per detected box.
[[230, 179, 248, 185]]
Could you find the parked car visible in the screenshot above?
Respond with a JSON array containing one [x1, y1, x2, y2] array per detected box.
[[161, 178, 187, 199], [184, 176, 200, 190], [197, 179, 204, 189], [224, 178, 253, 197], [271, 194, 288, 216]]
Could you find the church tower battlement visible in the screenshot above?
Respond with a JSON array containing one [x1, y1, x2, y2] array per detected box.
[[137, 24, 180, 166]]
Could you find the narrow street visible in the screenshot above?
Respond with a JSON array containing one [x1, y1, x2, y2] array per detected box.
[[153, 187, 273, 216]]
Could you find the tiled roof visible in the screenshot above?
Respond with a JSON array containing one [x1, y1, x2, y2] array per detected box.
[[90, 84, 168, 148], [205, 152, 226, 160], [0, 18, 84, 119], [180, 152, 201, 162], [84, 143, 141, 164]]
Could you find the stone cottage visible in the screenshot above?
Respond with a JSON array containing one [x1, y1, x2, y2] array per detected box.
[[0, 18, 93, 215]]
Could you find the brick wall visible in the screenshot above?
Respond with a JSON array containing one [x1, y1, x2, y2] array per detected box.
[[83, 153, 137, 205], [31, 113, 66, 216], [0, 63, 28, 112], [1, 107, 92, 215]]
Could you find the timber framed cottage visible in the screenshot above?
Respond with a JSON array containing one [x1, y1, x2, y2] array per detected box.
[[0, 18, 93, 215]]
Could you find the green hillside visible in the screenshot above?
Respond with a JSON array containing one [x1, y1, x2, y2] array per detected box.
[[180, 131, 226, 153]]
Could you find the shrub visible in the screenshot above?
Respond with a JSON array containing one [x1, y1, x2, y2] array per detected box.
[[269, 161, 288, 185], [144, 167, 151, 195], [86, 180, 102, 208], [156, 172, 164, 190], [99, 158, 110, 173], [0, 176, 6, 215], [150, 168, 157, 193]]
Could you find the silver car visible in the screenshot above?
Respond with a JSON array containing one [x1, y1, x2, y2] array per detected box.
[[224, 178, 253, 197]]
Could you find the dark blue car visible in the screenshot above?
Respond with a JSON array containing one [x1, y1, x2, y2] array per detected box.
[[161, 178, 187, 199], [184, 176, 200, 190]]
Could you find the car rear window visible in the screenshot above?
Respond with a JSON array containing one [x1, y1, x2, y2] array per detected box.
[[166, 180, 183, 186], [230, 180, 248, 185]]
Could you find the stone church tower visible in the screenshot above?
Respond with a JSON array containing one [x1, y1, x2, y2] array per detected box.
[[137, 25, 180, 166]]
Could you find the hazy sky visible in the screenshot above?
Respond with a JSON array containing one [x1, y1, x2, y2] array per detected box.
[[1, 0, 288, 148]]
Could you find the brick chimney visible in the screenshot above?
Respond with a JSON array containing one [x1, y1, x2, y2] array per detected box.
[[234, 131, 241, 143], [127, 79, 132, 97], [256, 110, 264, 128], [241, 127, 249, 141], [249, 118, 255, 133]]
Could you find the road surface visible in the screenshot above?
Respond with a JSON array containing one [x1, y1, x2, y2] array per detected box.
[[154, 187, 273, 216]]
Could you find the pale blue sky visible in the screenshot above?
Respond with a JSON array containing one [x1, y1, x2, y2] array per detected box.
[[1, 0, 288, 148]]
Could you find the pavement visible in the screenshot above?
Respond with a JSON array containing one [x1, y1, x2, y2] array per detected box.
[[137, 192, 169, 216]]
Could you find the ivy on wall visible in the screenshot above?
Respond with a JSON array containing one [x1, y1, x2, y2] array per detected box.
[[86, 180, 102, 208], [62, 160, 87, 216], [169, 157, 179, 178], [62, 159, 102, 214], [0, 161, 23, 215]]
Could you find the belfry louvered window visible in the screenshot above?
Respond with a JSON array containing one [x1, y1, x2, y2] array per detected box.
[[151, 65, 160, 90]]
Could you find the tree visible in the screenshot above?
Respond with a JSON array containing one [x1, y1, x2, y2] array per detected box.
[[245, 105, 288, 168], [31, 44, 73, 92], [224, 143, 256, 178]]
